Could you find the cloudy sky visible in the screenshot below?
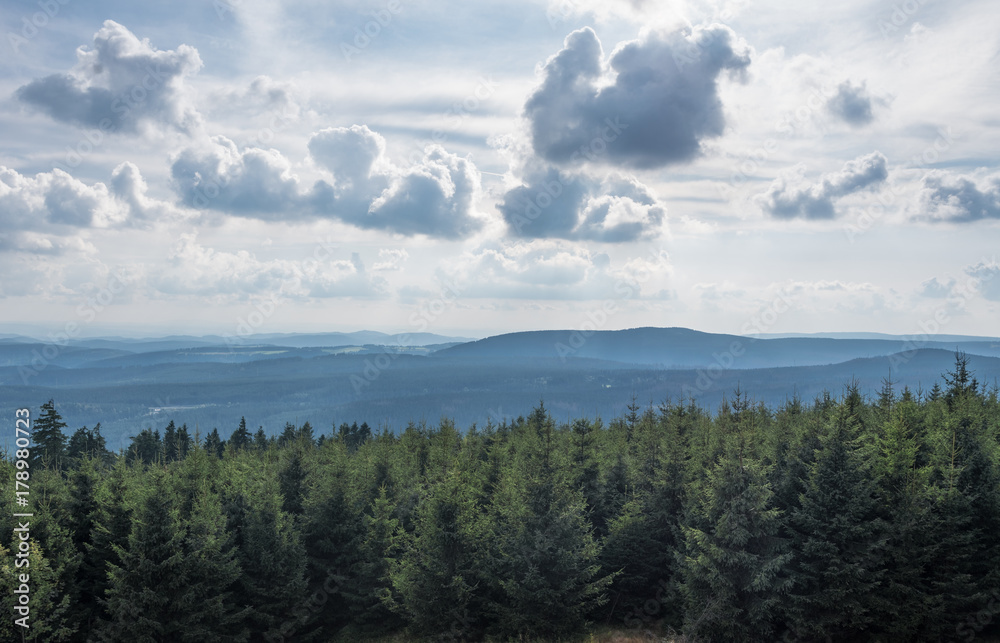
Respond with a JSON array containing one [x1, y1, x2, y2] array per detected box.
[[1, 0, 999, 339]]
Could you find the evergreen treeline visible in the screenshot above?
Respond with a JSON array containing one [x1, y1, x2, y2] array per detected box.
[[2, 355, 999, 642]]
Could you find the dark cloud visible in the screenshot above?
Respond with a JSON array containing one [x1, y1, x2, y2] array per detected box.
[[171, 125, 485, 239], [497, 166, 666, 242], [15, 21, 202, 134], [917, 171, 1000, 222], [826, 81, 878, 127], [523, 25, 750, 169], [756, 152, 888, 219]]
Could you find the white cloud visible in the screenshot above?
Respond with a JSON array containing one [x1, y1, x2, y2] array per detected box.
[[755, 151, 888, 219], [915, 170, 1000, 223], [152, 234, 388, 299], [0, 163, 176, 253], [15, 21, 203, 135], [439, 240, 671, 299], [171, 125, 487, 238], [373, 248, 409, 271]]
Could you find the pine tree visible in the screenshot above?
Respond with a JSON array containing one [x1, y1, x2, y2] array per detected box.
[[98, 486, 187, 641], [782, 404, 885, 640], [279, 449, 307, 515], [485, 405, 613, 639], [33, 399, 68, 469], [388, 469, 487, 638], [298, 421, 315, 445], [66, 423, 111, 465], [205, 428, 225, 458], [177, 424, 193, 460], [301, 441, 365, 637], [229, 417, 252, 452], [219, 453, 308, 643], [127, 428, 162, 465], [253, 427, 270, 452], [278, 422, 297, 448], [679, 429, 791, 642], [99, 480, 249, 642], [345, 486, 405, 635], [163, 420, 179, 462]]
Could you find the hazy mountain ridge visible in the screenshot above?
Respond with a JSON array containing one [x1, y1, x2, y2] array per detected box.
[[437, 326, 1000, 367], [2, 332, 997, 449]]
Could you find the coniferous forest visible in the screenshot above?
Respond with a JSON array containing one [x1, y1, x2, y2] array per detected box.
[[2, 354, 1000, 642]]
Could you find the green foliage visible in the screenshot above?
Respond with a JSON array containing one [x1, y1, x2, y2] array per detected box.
[[6, 354, 1000, 641], [33, 399, 68, 470]]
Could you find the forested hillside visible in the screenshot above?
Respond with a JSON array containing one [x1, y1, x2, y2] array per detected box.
[[2, 355, 999, 642]]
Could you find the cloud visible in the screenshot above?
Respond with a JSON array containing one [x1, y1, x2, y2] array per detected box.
[[965, 261, 1000, 301], [523, 25, 750, 170], [172, 125, 486, 238], [372, 248, 409, 271], [826, 81, 880, 127], [916, 171, 1000, 222], [919, 276, 955, 298], [171, 136, 303, 217], [497, 166, 666, 241], [0, 163, 182, 253], [15, 21, 203, 134], [756, 151, 888, 219], [211, 75, 301, 119], [439, 240, 671, 300], [153, 234, 388, 299], [308, 125, 387, 192]]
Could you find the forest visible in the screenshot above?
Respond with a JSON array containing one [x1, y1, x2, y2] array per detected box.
[[1, 354, 999, 642]]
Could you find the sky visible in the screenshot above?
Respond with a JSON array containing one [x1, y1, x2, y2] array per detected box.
[[1, 0, 999, 340]]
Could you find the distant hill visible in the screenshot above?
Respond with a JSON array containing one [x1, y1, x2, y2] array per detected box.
[[757, 331, 1000, 342], [1, 341, 996, 450], [438, 327, 1000, 368]]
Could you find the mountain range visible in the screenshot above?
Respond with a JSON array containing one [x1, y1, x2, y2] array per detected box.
[[1, 327, 997, 450]]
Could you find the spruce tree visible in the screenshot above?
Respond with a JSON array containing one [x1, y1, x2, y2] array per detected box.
[[205, 428, 225, 458], [229, 417, 252, 452], [33, 399, 68, 469], [219, 456, 308, 643], [163, 420, 179, 462], [679, 430, 791, 642], [782, 405, 885, 640], [485, 405, 612, 639], [388, 470, 487, 638]]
